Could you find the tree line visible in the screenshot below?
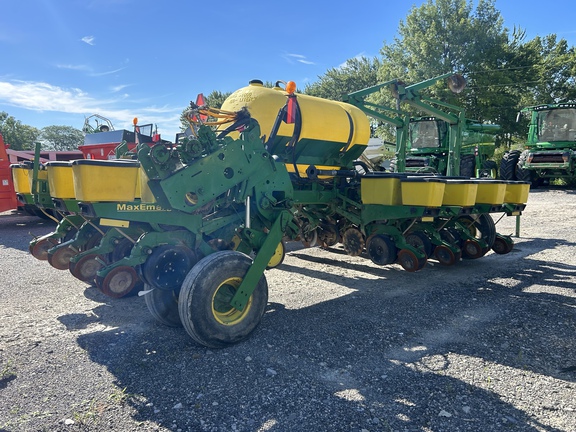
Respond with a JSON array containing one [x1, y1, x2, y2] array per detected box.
[[3, 0, 575, 150]]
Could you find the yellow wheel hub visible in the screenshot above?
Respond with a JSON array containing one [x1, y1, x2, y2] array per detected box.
[[212, 277, 252, 325]]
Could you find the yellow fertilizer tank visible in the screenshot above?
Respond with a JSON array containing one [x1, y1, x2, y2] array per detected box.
[[219, 80, 370, 172], [11, 164, 32, 194], [46, 161, 75, 199], [72, 159, 140, 202]]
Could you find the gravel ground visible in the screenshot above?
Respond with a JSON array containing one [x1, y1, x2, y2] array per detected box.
[[0, 189, 575, 432]]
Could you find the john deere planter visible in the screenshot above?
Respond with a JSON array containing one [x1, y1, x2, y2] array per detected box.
[[29, 79, 529, 348]]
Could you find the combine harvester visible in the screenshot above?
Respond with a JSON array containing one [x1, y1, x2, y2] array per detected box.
[[28, 79, 529, 348], [501, 103, 576, 186]]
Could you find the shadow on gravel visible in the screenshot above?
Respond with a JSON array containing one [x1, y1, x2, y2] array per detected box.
[[0, 213, 55, 253], [61, 236, 575, 431]]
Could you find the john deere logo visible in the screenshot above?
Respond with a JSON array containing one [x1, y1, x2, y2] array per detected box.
[[116, 203, 169, 212]]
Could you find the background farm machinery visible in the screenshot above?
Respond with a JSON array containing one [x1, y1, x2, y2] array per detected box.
[[344, 73, 500, 177], [501, 103, 576, 186], [23, 79, 528, 348]]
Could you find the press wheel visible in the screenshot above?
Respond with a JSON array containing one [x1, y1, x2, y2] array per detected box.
[[69, 254, 105, 282], [367, 234, 397, 265], [462, 239, 483, 259], [492, 236, 514, 255], [30, 238, 58, 261], [48, 246, 77, 270], [434, 245, 457, 266], [397, 249, 427, 272], [97, 266, 139, 299]]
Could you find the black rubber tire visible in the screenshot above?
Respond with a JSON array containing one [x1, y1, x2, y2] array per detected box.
[[459, 154, 475, 178], [482, 160, 498, 178], [178, 251, 268, 348], [499, 150, 520, 180], [367, 234, 398, 265], [457, 214, 497, 249], [492, 236, 514, 255], [144, 284, 182, 327], [405, 231, 433, 258], [516, 150, 538, 186]]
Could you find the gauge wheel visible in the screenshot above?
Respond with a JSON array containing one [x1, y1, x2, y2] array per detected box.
[[367, 234, 398, 265], [178, 250, 268, 348]]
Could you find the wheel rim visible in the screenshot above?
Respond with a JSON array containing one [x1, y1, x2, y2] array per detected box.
[[434, 245, 456, 266], [143, 245, 196, 290], [100, 266, 138, 298], [31, 238, 57, 261], [342, 228, 364, 256], [463, 239, 483, 259], [266, 241, 285, 269], [367, 234, 397, 265], [48, 247, 76, 270], [70, 254, 104, 282], [212, 276, 252, 325], [397, 249, 419, 272]]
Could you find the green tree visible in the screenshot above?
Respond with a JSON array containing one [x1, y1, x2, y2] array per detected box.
[[0, 112, 40, 150], [304, 57, 381, 101], [40, 125, 84, 151]]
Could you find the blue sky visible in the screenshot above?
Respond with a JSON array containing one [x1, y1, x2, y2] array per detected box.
[[1, 0, 576, 141]]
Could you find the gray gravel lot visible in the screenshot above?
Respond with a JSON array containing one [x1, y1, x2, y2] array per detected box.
[[0, 189, 575, 432]]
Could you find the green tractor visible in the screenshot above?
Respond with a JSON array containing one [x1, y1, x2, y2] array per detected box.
[[345, 73, 500, 177], [501, 103, 576, 185]]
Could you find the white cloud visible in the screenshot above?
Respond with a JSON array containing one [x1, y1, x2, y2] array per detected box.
[[0, 79, 182, 138], [81, 36, 95, 45], [283, 53, 315, 65]]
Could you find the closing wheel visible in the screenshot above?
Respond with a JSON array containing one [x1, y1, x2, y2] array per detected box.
[[492, 236, 514, 255], [434, 245, 457, 266], [97, 266, 139, 299], [397, 249, 427, 272], [266, 240, 286, 269], [142, 245, 197, 290], [69, 254, 106, 282], [30, 238, 58, 261], [48, 246, 77, 270], [405, 231, 433, 258], [178, 250, 268, 348], [342, 227, 364, 256], [144, 285, 182, 327], [367, 234, 398, 265], [462, 239, 484, 259]]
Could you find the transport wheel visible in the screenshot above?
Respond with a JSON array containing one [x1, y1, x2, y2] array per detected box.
[[30, 238, 58, 261], [266, 240, 286, 269], [367, 234, 397, 265], [434, 245, 457, 266], [48, 246, 77, 270], [492, 236, 514, 255], [405, 231, 433, 257], [142, 245, 197, 291], [397, 249, 427, 272], [97, 266, 139, 299], [69, 254, 105, 282], [342, 228, 364, 256], [144, 284, 182, 327], [178, 250, 268, 348], [462, 239, 484, 259]]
